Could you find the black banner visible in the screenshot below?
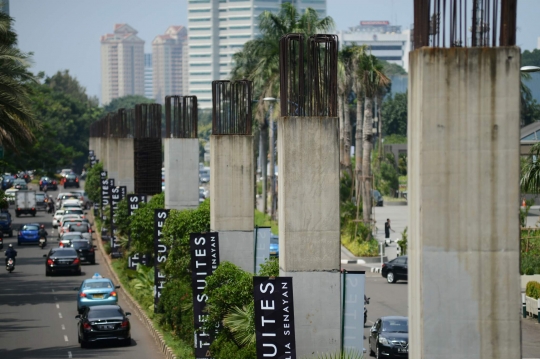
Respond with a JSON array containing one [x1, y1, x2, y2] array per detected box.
[[109, 185, 125, 256], [190, 232, 220, 359], [99, 171, 108, 223], [89, 150, 94, 157], [127, 194, 147, 269], [154, 209, 170, 313], [253, 277, 297, 359]]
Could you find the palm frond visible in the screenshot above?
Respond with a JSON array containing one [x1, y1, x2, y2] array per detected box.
[[222, 304, 256, 347]]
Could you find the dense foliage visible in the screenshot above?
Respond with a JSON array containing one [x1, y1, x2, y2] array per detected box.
[[526, 281, 540, 299], [381, 92, 407, 137], [521, 228, 540, 275], [129, 193, 165, 256], [104, 95, 153, 113], [84, 162, 103, 204], [522, 49, 540, 67]]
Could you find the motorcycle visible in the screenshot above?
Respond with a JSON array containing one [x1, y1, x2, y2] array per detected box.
[[0, 237, 3, 250], [39, 237, 47, 249], [6, 257, 14, 273], [364, 296, 370, 326]]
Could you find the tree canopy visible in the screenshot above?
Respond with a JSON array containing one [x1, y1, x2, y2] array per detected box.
[[522, 49, 540, 67], [103, 95, 154, 113], [382, 92, 407, 136]]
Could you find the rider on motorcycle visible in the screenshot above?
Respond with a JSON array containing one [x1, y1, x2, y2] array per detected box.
[[5, 244, 17, 265], [38, 224, 48, 244]]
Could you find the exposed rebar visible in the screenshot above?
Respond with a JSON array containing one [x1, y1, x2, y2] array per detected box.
[[212, 80, 252, 135], [165, 96, 198, 138]]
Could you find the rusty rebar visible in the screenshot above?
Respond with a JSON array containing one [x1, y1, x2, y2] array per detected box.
[[134, 103, 162, 195], [165, 96, 198, 138], [212, 80, 252, 135], [135, 104, 162, 139]]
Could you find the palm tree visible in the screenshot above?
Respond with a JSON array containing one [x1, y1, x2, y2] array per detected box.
[[338, 46, 355, 176], [357, 54, 390, 232], [0, 11, 38, 150], [521, 142, 540, 194], [352, 45, 368, 206]]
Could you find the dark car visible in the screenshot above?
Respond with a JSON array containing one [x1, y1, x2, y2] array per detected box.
[[0, 212, 12, 237], [381, 256, 408, 284], [76, 305, 131, 348], [369, 316, 409, 358], [44, 247, 81, 276], [39, 176, 58, 191], [2, 175, 15, 190], [72, 240, 96, 264], [64, 173, 80, 189]]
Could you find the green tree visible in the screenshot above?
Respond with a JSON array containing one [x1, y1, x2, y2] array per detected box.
[[381, 92, 407, 136], [522, 49, 540, 67], [521, 142, 540, 194], [129, 193, 165, 256], [104, 95, 153, 113], [84, 162, 103, 204], [380, 60, 407, 76], [0, 11, 38, 150], [44, 70, 98, 106]]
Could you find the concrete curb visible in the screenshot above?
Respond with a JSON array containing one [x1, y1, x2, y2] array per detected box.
[[370, 267, 382, 273], [341, 259, 366, 264], [91, 214, 177, 359]]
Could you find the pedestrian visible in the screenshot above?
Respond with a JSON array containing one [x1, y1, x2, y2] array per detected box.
[[385, 218, 395, 245]]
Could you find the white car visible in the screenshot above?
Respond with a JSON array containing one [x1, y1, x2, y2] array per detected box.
[[52, 210, 65, 228], [69, 190, 92, 209], [61, 199, 84, 211], [56, 192, 83, 209], [5, 188, 18, 205]]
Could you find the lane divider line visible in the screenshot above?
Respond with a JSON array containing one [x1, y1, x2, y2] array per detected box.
[[64, 335, 68, 342], [56, 304, 60, 309], [58, 312, 62, 319], [61, 324, 65, 330]]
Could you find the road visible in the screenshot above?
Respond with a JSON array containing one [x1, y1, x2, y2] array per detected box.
[[0, 184, 163, 359]]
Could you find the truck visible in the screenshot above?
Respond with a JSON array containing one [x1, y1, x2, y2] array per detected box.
[[15, 190, 37, 217]]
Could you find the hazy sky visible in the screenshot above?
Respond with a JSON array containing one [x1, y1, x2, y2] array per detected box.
[[11, 0, 540, 102]]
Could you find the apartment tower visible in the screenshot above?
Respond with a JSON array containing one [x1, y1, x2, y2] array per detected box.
[[187, 0, 326, 109], [100, 24, 145, 105], [152, 26, 189, 103], [144, 54, 154, 100]]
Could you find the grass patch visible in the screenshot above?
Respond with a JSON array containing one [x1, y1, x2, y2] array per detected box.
[[382, 196, 407, 202], [341, 232, 379, 257], [110, 258, 195, 358], [255, 209, 278, 235]]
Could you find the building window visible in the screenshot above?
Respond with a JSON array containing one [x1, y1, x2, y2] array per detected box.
[[190, 18, 211, 22], [189, 45, 211, 49], [190, 54, 211, 57], [230, 44, 244, 48], [229, 16, 251, 20], [378, 56, 402, 61], [230, 25, 251, 30], [190, 72, 211, 75], [230, 7, 251, 11], [370, 45, 402, 51], [191, 90, 212, 93], [219, 36, 227, 39], [229, 0, 249, 2], [189, 0, 210, 2], [189, 9, 211, 13], [190, 81, 213, 84], [229, 35, 250, 39], [301, 0, 325, 3], [190, 63, 211, 66], [219, 45, 227, 48], [189, 27, 211, 31], [190, 36, 212, 40]]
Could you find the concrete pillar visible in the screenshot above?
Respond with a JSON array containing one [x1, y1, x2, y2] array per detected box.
[[278, 116, 340, 356], [164, 138, 199, 210], [210, 135, 254, 273], [117, 138, 135, 193], [93, 137, 101, 163], [106, 138, 119, 181], [100, 137, 108, 170], [408, 47, 521, 358]]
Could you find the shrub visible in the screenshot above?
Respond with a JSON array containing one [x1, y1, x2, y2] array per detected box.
[[129, 193, 165, 255], [84, 162, 103, 204], [526, 267, 535, 275], [397, 227, 408, 255], [526, 281, 540, 299], [158, 278, 194, 343]]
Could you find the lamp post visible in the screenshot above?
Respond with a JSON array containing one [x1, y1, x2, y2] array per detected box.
[[264, 97, 277, 220]]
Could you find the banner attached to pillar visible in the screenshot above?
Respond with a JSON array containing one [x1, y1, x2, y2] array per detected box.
[[89, 150, 94, 157], [341, 271, 365, 353], [109, 185, 125, 256], [154, 209, 170, 313], [190, 232, 220, 359], [254, 227, 272, 273], [99, 171, 108, 222], [127, 194, 147, 270], [253, 276, 296, 359]]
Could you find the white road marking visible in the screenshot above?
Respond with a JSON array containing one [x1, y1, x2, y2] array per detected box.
[[58, 312, 62, 319], [68, 351, 72, 358], [56, 304, 59, 309], [61, 324, 65, 330], [64, 335, 68, 342]]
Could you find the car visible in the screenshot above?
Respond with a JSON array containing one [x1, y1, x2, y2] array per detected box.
[[66, 222, 92, 240], [59, 220, 84, 238], [270, 234, 279, 258], [57, 193, 82, 208], [71, 240, 96, 264], [13, 179, 28, 190], [59, 232, 84, 247], [0, 212, 12, 237], [36, 192, 48, 211], [60, 169, 73, 177], [5, 188, 17, 205], [75, 275, 120, 313], [60, 198, 84, 211], [199, 168, 210, 183], [63, 208, 87, 219], [63, 173, 80, 188], [1, 175, 15, 190], [44, 247, 81, 276], [368, 316, 409, 358], [17, 223, 40, 245], [39, 176, 58, 191], [16, 171, 31, 183], [70, 190, 92, 209], [372, 189, 384, 207], [381, 256, 408, 284], [76, 305, 131, 348], [199, 192, 205, 204], [52, 210, 65, 228]]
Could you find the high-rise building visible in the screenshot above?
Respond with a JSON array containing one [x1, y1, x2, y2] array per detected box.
[[100, 24, 145, 105], [187, 0, 326, 108], [1, 0, 9, 15], [144, 54, 154, 100], [337, 21, 411, 71], [152, 26, 189, 104]]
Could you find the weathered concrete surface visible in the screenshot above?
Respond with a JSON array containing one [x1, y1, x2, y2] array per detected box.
[[278, 116, 340, 357], [218, 231, 254, 273], [210, 135, 254, 231], [164, 138, 199, 210], [117, 138, 135, 192], [100, 137, 108, 170], [408, 47, 521, 359], [106, 138, 119, 181]]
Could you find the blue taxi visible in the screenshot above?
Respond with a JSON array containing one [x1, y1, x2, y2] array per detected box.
[[75, 273, 120, 313]]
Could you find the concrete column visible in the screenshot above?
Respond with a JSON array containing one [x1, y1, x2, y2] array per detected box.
[[408, 47, 521, 358], [164, 138, 199, 210], [100, 137, 108, 170], [106, 138, 119, 181], [117, 138, 135, 193], [93, 137, 101, 164], [210, 135, 254, 272], [278, 116, 340, 356]]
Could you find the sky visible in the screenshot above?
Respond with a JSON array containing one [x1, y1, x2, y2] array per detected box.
[[10, 0, 540, 103]]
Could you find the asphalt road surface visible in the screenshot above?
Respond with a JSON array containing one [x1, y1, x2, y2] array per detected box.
[[0, 184, 163, 359]]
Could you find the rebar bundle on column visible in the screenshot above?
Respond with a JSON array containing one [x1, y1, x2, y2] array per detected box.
[[412, 0, 517, 49], [212, 80, 252, 135], [165, 96, 198, 138], [134, 104, 162, 195], [279, 33, 338, 117]]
